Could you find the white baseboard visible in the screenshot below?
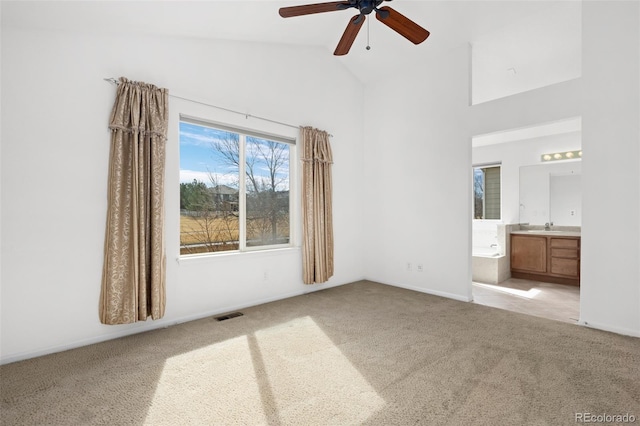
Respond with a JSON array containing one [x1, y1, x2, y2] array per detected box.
[[577, 319, 640, 338], [371, 279, 473, 303]]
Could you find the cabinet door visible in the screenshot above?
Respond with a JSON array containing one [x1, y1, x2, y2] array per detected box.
[[511, 235, 547, 273]]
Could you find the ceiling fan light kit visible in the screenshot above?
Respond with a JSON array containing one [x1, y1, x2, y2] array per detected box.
[[279, 0, 430, 56]]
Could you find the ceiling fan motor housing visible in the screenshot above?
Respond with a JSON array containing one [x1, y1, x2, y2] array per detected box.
[[358, 0, 385, 15]]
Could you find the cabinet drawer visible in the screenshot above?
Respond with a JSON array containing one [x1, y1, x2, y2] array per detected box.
[[551, 258, 580, 277], [551, 248, 579, 259], [550, 238, 579, 248]]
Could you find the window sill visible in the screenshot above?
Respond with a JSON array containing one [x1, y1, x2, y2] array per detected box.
[[176, 246, 301, 265]]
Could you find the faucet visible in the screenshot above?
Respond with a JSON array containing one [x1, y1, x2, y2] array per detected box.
[[545, 222, 554, 231]]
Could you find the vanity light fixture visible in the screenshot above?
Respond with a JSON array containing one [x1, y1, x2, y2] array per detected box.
[[541, 150, 582, 162]]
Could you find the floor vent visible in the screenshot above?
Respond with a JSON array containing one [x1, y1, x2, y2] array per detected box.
[[215, 312, 244, 321]]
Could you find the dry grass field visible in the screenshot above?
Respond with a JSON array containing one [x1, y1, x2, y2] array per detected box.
[[180, 214, 289, 255], [180, 214, 239, 245], [180, 214, 239, 255]]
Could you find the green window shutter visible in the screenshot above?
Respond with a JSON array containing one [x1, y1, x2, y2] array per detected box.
[[484, 166, 501, 219]]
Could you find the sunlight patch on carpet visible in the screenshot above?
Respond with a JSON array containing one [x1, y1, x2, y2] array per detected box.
[[144, 316, 384, 425], [144, 335, 269, 425], [253, 316, 386, 424]]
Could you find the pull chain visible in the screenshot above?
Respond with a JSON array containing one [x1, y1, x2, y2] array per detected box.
[[366, 17, 371, 51]]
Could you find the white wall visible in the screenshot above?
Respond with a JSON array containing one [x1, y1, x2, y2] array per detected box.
[[470, 78, 581, 139], [580, 1, 640, 336], [472, 1, 581, 105], [0, 2, 3, 352], [0, 26, 365, 363], [362, 46, 472, 302]]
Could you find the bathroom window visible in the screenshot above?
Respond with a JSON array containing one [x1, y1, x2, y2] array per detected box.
[[473, 164, 501, 220]]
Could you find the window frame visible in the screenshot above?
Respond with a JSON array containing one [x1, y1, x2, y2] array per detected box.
[[179, 115, 297, 257], [472, 162, 502, 221]]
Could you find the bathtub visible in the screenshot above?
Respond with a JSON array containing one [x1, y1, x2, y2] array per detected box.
[[473, 246, 501, 257], [472, 246, 509, 284]]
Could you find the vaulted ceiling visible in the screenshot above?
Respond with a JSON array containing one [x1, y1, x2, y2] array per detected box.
[[3, 1, 574, 84]]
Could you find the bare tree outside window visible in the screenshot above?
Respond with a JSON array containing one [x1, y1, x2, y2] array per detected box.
[[473, 168, 485, 219], [245, 137, 290, 247]]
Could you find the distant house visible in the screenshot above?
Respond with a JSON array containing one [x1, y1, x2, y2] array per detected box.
[[210, 185, 237, 202], [210, 185, 239, 211]]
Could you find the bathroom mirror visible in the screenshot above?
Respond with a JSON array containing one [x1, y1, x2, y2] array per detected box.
[[519, 161, 581, 226]]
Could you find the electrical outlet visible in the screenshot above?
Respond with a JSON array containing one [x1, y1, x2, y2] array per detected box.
[[417, 264, 424, 272], [407, 262, 412, 271], [570, 210, 576, 216], [263, 271, 269, 281]]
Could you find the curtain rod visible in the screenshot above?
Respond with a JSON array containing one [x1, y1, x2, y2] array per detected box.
[[103, 77, 332, 137]]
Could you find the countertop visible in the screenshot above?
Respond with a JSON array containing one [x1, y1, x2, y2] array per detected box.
[[511, 230, 581, 237]]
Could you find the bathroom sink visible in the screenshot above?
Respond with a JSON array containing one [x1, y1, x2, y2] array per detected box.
[[527, 230, 562, 233]]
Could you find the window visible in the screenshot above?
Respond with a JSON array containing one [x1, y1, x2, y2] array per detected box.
[[473, 164, 501, 220], [179, 117, 293, 255]]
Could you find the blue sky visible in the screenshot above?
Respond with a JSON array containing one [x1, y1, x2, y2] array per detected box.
[[180, 121, 290, 190], [179, 122, 239, 187]]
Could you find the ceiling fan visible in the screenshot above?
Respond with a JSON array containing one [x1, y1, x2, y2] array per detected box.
[[279, 0, 430, 56]]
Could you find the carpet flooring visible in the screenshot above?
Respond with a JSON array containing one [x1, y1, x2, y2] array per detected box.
[[1, 280, 639, 425]]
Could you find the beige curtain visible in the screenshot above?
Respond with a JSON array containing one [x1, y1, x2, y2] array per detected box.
[[100, 77, 169, 324], [301, 127, 334, 284]]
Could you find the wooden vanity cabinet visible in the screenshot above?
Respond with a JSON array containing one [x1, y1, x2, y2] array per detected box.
[[511, 234, 580, 286]]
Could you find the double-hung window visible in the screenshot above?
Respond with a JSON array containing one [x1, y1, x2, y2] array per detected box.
[[473, 164, 501, 220], [179, 116, 294, 255]]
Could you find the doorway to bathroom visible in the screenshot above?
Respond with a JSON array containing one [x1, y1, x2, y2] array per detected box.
[[471, 118, 582, 324]]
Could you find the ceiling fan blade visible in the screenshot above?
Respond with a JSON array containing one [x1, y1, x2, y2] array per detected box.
[[375, 6, 430, 45], [334, 15, 365, 56], [279, 2, 352, 18]]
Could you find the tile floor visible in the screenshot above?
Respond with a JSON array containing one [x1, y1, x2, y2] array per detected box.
[[472, 278, 580, 324]]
